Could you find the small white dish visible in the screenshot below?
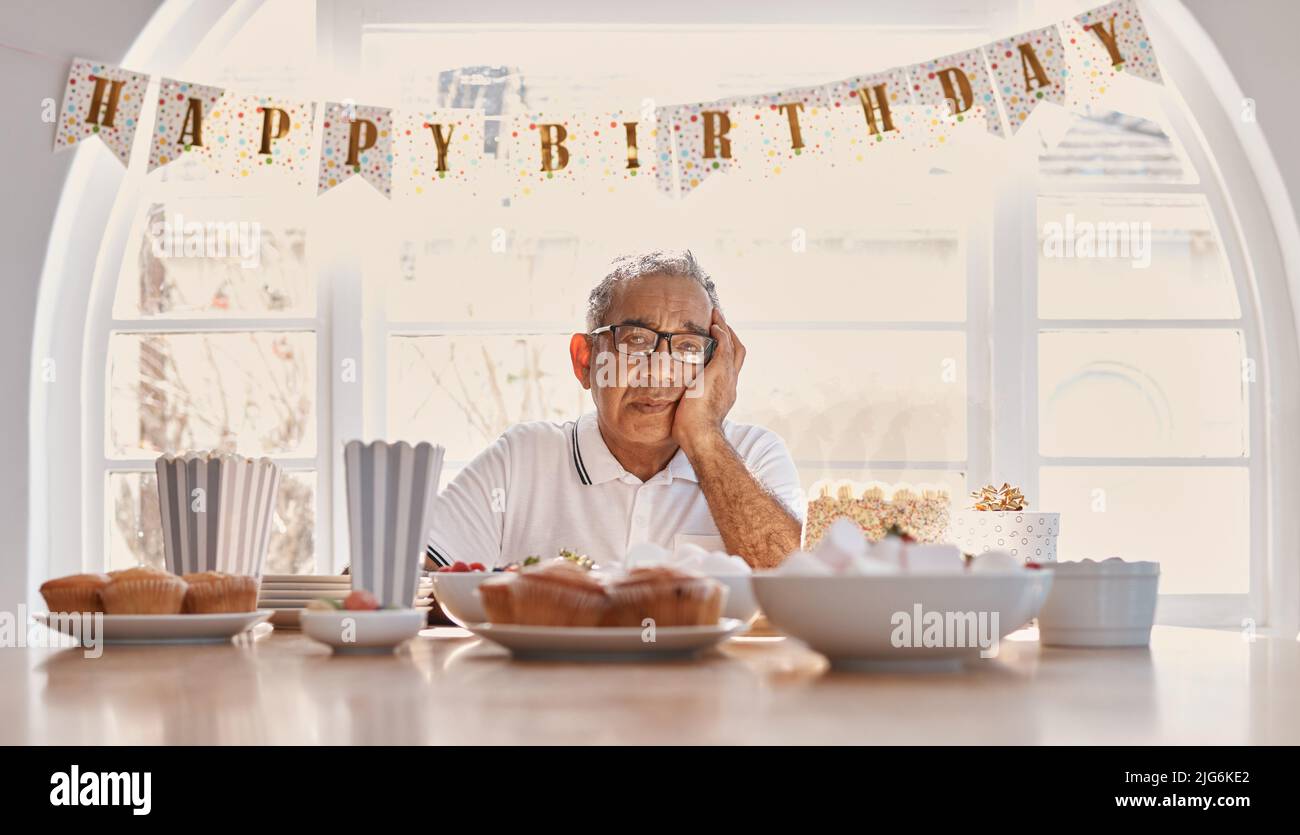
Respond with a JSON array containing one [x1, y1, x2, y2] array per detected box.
[[465, 619, 748, 660], [299, 608, 426, 654], [1037, 559, 1160, 647], [253, 588, 348, 601], [261, 574, 350, 585], [429, 572, 497, 625], [35, 611, 271, 645]]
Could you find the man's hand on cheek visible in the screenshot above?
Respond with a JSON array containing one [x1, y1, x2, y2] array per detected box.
[[671, 308, 745, 456]]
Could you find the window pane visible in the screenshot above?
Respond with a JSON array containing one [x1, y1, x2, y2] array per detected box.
[[383, 234, 585, 323], [710, 230, 964, 322], [114, 200, 313, 318], [387, 334, 588, 461], [107, 331, 316, 458], [1039, 329, 1247, 458], [1038, 195, 1239, 319], [107, 470, 317, 575], [731, 331, 965, 462], [1039, 466, 1248, 595], [1038, 111, 1194, 184]]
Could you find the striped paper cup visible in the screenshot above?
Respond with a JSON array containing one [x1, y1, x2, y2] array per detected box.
[[154, 452, 282, 578], [344, 440, 446, 608]]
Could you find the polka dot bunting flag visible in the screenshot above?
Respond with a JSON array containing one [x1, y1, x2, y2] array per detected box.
[[54, 57, 149, 166], [820, 68, 914, 165], [720, 86, 831, 178], [981, 25, 1068, 135], [1075, 0, 1162, 85], [395, 108, 484, 199], [318, 102, 394, 198], [148, 78, 225, 172], [905, 48, 1006, 140], [214, 93, 315, 186], [654, 101, 744, 197]]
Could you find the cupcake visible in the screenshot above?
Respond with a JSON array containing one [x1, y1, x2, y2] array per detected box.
[[39, 573, 111, 613], [182, 571, 259, 613], [603, 567, 725, 627], [478, 575, 517, 624], [508, 562, 608, 626], [100, 567, 188, 615]]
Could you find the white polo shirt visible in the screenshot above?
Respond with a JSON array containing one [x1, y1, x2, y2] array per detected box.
[[426, 412, 803, 569]]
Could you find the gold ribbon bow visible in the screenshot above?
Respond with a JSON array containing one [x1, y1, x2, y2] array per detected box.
[[970, 482, 1027, 511]]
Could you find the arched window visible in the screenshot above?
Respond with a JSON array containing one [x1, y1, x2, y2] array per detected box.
[[31, 0, 1300, 630]]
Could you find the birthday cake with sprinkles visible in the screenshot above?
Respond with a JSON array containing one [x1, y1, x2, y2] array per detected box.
[[803, 481, 952, 548]]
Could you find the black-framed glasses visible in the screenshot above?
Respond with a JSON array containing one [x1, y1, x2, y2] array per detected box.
[[589, 324, 717, 365]]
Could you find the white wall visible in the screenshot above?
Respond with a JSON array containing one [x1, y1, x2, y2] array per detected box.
[[1183, 0, 1300, 211], [0, 0, 162, 612]]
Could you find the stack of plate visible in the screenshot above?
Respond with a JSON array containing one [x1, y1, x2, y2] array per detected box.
[[258, 575, 435, 629]]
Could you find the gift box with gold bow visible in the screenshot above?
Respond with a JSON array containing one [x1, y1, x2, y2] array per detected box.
[[950, 483, 1060, 563]]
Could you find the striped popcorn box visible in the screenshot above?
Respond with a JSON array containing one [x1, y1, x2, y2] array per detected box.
[[154, 452, 282, 578], [344, 440, 446, 608]]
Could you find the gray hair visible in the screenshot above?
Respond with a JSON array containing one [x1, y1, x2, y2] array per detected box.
[[585, 250, 720, 331]]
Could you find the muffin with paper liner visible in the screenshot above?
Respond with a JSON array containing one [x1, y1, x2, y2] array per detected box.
[[181, 571, 259, 613], [482, 560, 609, 626], [100, 567, 188, 614], [602, 566, 726, 627], [39, 573, 111, 613]]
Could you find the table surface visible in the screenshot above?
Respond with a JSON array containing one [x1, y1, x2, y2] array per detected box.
[[3, 625, 1298, 745]]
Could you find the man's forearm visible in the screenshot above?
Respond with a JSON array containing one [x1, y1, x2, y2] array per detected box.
[[681, 430, 801, 569]]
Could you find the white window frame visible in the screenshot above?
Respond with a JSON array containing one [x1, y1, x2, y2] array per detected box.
[[27, 0, 1300, 633]]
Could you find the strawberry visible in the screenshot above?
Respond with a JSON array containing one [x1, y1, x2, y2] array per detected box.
[[469, 562, 486, 572]]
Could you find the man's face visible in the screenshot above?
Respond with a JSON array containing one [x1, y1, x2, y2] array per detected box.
[[575, 273, 714, 447]]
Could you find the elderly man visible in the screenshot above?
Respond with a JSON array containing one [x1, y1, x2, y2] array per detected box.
[[426, 250, 802, 570]]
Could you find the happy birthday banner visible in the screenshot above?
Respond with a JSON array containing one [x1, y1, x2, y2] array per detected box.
[[53, 0, 1161, 200]]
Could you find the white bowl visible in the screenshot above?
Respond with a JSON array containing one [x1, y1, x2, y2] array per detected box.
[[712, 574, 759, 623], [1037, 559, 1159, 647], [751, 572, 1052, 668], [429, 572, 498, 625], [299, 608, 426, 654]]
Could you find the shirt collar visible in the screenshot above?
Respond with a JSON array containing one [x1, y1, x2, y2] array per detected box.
[[572, 412, 699, 485]]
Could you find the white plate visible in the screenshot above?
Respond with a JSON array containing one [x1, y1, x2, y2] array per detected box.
[[299, 609, 426, 654], [464, 619, 748, 660], [35, 611, 272, 644]]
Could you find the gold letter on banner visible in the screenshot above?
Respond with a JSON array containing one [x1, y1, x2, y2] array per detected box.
[[624, 121, 640, 169], [86, 76, 124, 127], [1018, 43, 1051, 92], [177, 98, 205, 147], [346, 119, 377, 167], [936, 68, 974, 115], [258, 107, 290, 155], [427, 123, 453, 172], [701, 110, 732, 159], [1086, 13, 1126, 66], [855, 83, 896, 135], [539, 123, 569, 171], [777, 102, 805, 150]]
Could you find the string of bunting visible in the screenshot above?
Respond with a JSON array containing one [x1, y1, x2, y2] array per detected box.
[[51, 0, 1161, 199]]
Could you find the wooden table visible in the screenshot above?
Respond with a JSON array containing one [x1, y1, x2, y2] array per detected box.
[[3, 626, 1297, 745]]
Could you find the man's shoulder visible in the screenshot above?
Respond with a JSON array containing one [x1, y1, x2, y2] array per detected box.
[[497, 418, 577, 453]]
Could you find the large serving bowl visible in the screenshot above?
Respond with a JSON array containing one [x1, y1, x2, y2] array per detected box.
[[429, 572, 497, 625], [751, 571, 1052, 667]]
